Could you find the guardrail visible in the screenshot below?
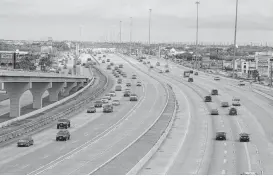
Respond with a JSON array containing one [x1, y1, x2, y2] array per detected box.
[[0, 66, 110, 144]]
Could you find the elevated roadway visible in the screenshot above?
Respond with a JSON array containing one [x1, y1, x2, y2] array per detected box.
[[0, 53, 170, 175]]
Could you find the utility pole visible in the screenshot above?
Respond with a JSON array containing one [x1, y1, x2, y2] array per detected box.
[[120, 21, 122, 43], [195, 1, 200, 70], [130, 17, 132, 56], [233, 0, 239, 78], [148, 9, 152, 57], [270, 59, 273, 87]]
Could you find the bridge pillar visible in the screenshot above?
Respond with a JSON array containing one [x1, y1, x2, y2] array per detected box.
[[4, 82, 32, 117], [48, 82, 66, 102], [61, 82, 77, 96], [71, 82, 84, 92], [30, 82, 52, 109]]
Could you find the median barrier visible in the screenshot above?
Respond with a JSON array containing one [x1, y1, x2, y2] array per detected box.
[[0, 69, 95, 129]]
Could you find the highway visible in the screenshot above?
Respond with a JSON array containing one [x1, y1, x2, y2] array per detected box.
[[122, 54, 273, 175], [0, 54, 168, 175]]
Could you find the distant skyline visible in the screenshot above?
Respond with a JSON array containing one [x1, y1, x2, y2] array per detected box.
[[0, 0, 272, 43]]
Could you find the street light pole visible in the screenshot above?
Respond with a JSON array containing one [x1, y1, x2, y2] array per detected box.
[[149, 9, 152, 57], [195, 1, 200, 70], [130, 17, 132, 56], [233, 0, 239, 78], [120, 21, 122, 43]]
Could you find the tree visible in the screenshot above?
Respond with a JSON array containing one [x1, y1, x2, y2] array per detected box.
[[39, 55, 53, 71], [17, 55, 37, 70]]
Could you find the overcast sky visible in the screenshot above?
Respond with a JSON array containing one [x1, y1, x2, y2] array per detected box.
[[0, 0, 272, 44]]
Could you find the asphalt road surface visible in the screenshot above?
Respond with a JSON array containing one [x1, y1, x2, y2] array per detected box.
[[0, 54, 167, 175], [125, 55, 273, 175]]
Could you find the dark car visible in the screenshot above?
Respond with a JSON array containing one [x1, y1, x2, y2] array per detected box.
[[239, 133, 250, 142], [188, 78, 193, 82], [229, 107, 237, 115], [204, 96, 212, 102], [94, 100, 103, 108], [194, 72, 198, 75], [57, 119, 71, 129], [124, 91, 130, 97], [190, 70, 193, 74], [216, 132, 226, 140], [126, 82, 131, 87], [56, 130, 70, 141], [17, 136, 34, 147], [211, 89, 218, 95]]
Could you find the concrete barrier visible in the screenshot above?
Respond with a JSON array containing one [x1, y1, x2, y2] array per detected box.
[[0, 69, 94, 129]]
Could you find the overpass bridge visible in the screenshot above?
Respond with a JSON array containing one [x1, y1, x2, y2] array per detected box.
[[0, 71, 89, 117]]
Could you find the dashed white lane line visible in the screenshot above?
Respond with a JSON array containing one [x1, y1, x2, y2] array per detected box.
[[223, 159, 227, 164], [42, 155, 49, 159], [84, 133, 89, 136], [224, 150, 227, 155], [72, 140, 78, 144], [222, 170, 226, 174], [224, 143, 227, 146]]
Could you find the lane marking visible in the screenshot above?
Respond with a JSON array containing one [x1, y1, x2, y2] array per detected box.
[[224, 150, 227, 155], [223, 159, 227, 164], [222, 170, 226, 174], [224, 143, 227, 146]]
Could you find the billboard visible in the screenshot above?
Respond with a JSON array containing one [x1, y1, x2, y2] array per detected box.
[[0, 53, 13, 63]]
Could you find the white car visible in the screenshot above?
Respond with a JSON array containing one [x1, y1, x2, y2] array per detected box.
[[136, 81, 142, 86], [232, 98, 241, 106], [159, 70, 163, 73], [109, 91, 116, 97], [104, 95, 111, 100], [101, 98, 109, 104], [112, 100, 120, 106], [214, 77, 220, 81]]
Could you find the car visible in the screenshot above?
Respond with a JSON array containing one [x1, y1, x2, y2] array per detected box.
[[125, 88, 130, 92], [104, 94, 111, 100], [232, 98, 241, 106], [109, 91, 116, 97], [115, 74, 120, 78], [56, 130, 70, 141], [107, 66, 111, 70], [156, 62, 160, 66], [107, 59, 110, 62], [165, 69, 169, 73], [94, 100, 103, 107], [123, 74, 127, 78], [229, 107, 237, 115], [221, 101, 229, 107], [103, 55, 106, 57], [136, 81, 142, 86], [143, 61, 146, 64], [101, 98, 109, 104], [238, 80, 246, 86], [112, 100, 120, 106], [124, 91, 130, 97], [211, 109, 219, 115], [110, 62, 114, 66], [147, 61, 150, 64], [159, 70, 163, 73], [103, 104, 113, 113], [117, 79, 122, 84], [194, 72, 198, 75], [239, 133, 250, 142], [188, 78, 193, 82], [126, 82, 131, 87], [87, 106, 96, 113], [17, 136, 34, 147], [189, 70, 193, 74], [102, 60, 105, 63], [57, 119, 70, 129], [216, 132, 226, 140], [132, 75, 137, 79], [150, 65, 154, 68], [204, 96, 212, 102], [119, 64, 123, 68], [115, 85, 122, 91], [214, 77, 220, 81], [139, 59, 143, 62], [130, 94, 138, 101], [211, 89, 218, 95]]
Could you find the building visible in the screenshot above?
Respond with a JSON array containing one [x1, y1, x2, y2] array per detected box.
[[255, 52, 273, 77], [0, 50, 28, 67]]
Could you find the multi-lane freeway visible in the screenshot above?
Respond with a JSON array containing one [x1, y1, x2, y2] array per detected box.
[[1, 52, 273, 175]]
